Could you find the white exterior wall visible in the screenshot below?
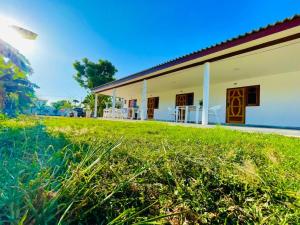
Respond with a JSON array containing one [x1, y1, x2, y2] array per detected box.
[[148, 71, 300, 128], [210, 71, 300, 127], [152, 86, 203, 121]]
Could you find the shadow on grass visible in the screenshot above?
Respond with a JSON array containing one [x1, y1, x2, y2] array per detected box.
[[0, 124, 72, 224], [1, 121, 299, 225], [0, 123, 148, 224]]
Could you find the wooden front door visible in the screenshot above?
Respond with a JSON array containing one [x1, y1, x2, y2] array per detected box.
[[147, 97, 156, 119], [226, 88, 246, 124], [176, 94, 188, 106], [175, 93, 193, 122], [128, 99, 137, 118]]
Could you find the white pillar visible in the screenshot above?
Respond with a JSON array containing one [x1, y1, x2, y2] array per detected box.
[[94, 93, 98, 118], [140, 79, 147, 120], [202, 62, 210, 125], [112, 89, 116, 118]]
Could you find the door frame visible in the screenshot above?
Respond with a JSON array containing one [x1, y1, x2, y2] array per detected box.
[[226, 87, 246, 124], [147, 97, 159, 119], [175, 93, 194, 122], [175, 93, 194, 106], [226, 85, 260, 124], [128, 99, 137, 119]]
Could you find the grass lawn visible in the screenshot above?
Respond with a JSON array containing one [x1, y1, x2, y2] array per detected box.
[[0, 116, 299, 224]]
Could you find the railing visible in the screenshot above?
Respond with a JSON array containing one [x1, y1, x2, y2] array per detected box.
[[127, 107, 140, 119], [103, 105, 221, 124], [175, 105, 202, 123], [103, 107, 140, 119]]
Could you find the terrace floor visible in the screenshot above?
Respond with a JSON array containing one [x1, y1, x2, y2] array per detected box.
[[99, 118, 300, 138], [173, 123, 300, 138]]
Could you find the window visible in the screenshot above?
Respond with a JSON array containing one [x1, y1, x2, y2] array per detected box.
[[175, 93, 194, 106], [246, 85, 260, 106], [187, 93, 194, 105], [154, 97, 159, 109], [128, 99, 137, 107]]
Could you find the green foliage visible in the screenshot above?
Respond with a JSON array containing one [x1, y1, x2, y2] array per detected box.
[[51, 100, 72, 114], [73, 58, 117, 90], [0, 117, 299, 224], [31, 99, 49, 115], [72, 99, 80, 106], [82, 93, 110, 116], [0, 54, 37, 117], [73, 58, 117, 116], [0, 113, 7, 120], [0, 39, 32, 74]]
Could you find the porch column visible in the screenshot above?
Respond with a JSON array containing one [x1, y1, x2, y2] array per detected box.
[[112, 89, 116, 118], [202, 62, 210, 125], [94, 93, 98, 118], [140, 79, 147, 120]]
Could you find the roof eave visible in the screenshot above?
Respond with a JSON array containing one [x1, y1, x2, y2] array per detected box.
[[93, 15, 300, 93]]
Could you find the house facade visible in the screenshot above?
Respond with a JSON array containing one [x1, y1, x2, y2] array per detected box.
[[93, 15, 300, 128]]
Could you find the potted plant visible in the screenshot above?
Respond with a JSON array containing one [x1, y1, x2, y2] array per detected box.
[[199, 99, 203, 107]]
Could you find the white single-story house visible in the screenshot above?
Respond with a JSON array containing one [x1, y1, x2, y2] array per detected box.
[[92, 15, 300, 129]]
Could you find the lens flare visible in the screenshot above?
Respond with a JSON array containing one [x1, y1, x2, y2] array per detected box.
[[0, 15, 37, 55]]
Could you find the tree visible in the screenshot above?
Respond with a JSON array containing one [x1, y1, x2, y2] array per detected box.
[[72, 99, 80, 107], [82, 93, 111, 117], [73, 58, 117, 90], [51, 100, 72, 115], [0, 55, 37, 116], [32, 99, 51, 115], [82, 94, 95, 111], [0, 38, 37, 117], [73, 58, 117, 116]]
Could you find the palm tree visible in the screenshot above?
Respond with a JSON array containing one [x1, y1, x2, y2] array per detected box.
[[72, 99, 80, 107], [82, 93, 111, 117]]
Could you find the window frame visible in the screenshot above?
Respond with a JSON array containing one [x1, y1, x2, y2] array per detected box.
[[154, 97, 159, 109], [175, 92, 194, 106], [245, 85, 260, 106]]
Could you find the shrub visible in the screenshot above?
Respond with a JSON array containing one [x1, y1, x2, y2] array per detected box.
[[0, 113, 7, 121]]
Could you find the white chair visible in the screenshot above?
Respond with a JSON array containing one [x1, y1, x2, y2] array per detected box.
[[176, 106, 186, 123], [136, 108, 141, 120], [168, 107, 176, 122], [115, 109, 121, 119], [208, 105, 222, 124], [103, 108, 109, 118], [121, 108, 128, 119]]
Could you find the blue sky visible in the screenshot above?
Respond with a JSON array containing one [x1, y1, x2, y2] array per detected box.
[[0, 0, 299, 102]]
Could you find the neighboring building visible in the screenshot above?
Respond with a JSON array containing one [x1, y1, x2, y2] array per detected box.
[[93, 15, 300, 129]]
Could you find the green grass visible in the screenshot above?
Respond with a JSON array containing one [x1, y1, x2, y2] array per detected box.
[[0, 116, 299, 224]]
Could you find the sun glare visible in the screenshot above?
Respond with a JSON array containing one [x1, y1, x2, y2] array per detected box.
[[0, 15, 36, 55]]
